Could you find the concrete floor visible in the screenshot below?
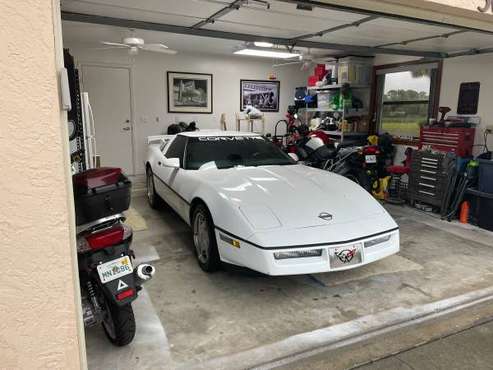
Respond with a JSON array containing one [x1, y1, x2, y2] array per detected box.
[[86, 193, 493, 369], [280, 296, 493, 370], [360, 320, 493, 370]]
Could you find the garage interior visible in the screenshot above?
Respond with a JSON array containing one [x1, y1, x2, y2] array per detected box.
[[59, 1, 493, 369]]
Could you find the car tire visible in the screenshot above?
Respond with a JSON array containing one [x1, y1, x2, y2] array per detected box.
[[192, 204, 221, 272], [146, 168, 163, 209], [102, 302, 136, 347]]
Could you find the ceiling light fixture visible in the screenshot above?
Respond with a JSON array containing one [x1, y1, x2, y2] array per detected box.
[[234, 48, 300, 59], [254, 41, 274, 48]]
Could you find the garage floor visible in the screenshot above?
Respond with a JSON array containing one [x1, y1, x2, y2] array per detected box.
[[86, 193, 493, 370]]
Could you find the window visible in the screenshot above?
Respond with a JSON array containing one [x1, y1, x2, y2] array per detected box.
[[184, 136, 295, 170], [376, 63, 440, 139], [165, 135, 187, 167]]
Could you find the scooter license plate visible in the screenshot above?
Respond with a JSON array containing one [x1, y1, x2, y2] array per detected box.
[[97, 256, 133, 284], [365, 155, 377, 163]]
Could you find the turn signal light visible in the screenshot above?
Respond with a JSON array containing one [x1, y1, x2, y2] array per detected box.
[[364, 234, 392, 248], [274, 249, 323, 260], [116, 288, 135, 301]]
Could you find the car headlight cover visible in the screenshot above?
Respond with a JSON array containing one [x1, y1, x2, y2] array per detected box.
[[364, 234, 392, 248], [274, 249, 323, 260]]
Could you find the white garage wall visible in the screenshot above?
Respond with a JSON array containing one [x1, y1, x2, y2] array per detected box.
[[440, 54, 493, 155], [65, 44, 308, 174]]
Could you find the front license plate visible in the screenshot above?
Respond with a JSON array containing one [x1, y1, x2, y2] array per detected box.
[[97, 256, 133, 283], [329, 244, 362, 269], [365, 155, 377, 163]]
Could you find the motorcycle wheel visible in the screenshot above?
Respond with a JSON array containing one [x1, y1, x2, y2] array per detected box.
[[102, 301, 136, 346]]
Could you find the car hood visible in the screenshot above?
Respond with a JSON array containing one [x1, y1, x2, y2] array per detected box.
[[201, 164, 388, 231]]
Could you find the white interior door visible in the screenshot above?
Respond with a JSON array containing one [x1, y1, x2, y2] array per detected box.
[[81, 65, 134, 174]]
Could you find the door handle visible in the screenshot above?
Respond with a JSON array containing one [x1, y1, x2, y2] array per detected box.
[[122, 127, 131, 131]]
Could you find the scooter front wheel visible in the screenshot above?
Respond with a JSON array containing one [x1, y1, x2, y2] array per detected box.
[[102, 301, 136, 346]]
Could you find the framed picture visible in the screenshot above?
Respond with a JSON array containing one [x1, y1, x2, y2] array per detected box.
[[167, 71, 213, 114], [240, 79, 280, 112]]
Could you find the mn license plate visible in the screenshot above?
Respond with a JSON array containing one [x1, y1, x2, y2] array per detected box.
[[365, 155, 377, 163], [97, 256, 133, 283], [329, 244, 362, 269]]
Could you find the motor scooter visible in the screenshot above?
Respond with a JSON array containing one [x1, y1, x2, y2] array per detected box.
[[74, 168, 155, 346]]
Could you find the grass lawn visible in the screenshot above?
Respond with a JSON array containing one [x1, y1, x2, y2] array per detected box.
[[381, 118, 423, 137]]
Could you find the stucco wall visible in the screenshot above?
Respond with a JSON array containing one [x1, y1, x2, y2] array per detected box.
[[0, 1, 83, 368]]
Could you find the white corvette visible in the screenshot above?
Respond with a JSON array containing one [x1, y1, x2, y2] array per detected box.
[[145, 131, 399, 276]]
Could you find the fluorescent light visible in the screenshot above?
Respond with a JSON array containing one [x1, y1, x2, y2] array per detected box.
[[234, 48, 300, 59], [254, 41, 274, 48]]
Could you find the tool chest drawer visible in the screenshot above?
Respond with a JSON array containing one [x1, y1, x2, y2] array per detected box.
[[408, 151, 453, 209]]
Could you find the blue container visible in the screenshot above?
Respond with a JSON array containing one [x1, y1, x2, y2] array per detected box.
[[478, 159, 493, 193]]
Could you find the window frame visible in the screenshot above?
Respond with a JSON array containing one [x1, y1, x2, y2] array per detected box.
[[164, 135, 188, 168], [370, 60, 442, 145]]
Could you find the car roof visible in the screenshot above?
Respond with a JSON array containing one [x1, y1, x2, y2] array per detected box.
[[177, 130, 261, 138]]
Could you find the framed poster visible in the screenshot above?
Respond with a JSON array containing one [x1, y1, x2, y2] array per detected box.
[[167, 71, 213, 114], [240, 79, 280, 112]]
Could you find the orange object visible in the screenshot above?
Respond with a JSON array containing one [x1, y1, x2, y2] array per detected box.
[[459, 201, 470, 224]]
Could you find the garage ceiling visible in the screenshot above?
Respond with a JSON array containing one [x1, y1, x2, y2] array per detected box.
[[61, 0, 493, 58]]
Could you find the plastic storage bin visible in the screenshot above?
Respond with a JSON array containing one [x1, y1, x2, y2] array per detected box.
[[337, 57, 372, 85], [73, 167, 131, 225], [478, 159, 493, 193]]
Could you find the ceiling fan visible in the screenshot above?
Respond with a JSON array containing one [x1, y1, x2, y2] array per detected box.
[[273, 50, 335, 70], [100, 36, 178, 56]]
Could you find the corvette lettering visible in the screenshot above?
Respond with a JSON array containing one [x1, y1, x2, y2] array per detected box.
[[198, 136, 264, 141]]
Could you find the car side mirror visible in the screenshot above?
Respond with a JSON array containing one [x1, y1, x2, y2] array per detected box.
[[162, 157, 180, 168]]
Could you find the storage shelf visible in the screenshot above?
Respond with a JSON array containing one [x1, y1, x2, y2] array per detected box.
[[301, 108, 343, 113], [307, 84, 371, 91], [300, 108, 369, 117]]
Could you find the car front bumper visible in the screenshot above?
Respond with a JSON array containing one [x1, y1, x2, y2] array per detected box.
[[216, 228, 400, 276]]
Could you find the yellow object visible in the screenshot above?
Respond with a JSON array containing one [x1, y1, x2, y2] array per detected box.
[[232, 240, 241, 248], [372, 176, 391, 200], [368, 135, 379, 146]]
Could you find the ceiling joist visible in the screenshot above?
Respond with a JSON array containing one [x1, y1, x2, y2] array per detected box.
[[275, 0, 493, 36], [293, 15, 378, 41], [61, 11, 446, 58], [375, 30, 467, 48], [192, 0, 245, 29]]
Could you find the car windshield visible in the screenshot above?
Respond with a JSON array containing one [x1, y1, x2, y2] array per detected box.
[[185, 136, 296, 170]]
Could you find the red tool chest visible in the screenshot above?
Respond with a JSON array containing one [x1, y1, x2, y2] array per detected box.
[[419, 127, 475, 157]]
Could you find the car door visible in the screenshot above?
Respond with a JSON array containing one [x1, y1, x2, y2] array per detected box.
[[153, 135, 189, 219]]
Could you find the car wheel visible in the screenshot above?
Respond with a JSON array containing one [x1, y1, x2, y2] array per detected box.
[[192, 204, 220, 272], [146, 168, 162, 209]]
